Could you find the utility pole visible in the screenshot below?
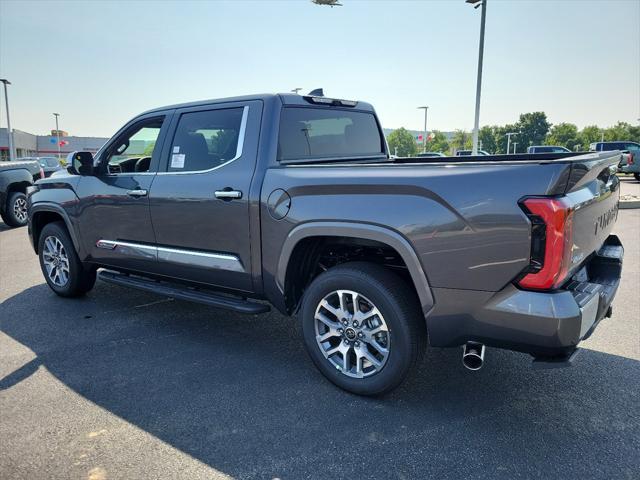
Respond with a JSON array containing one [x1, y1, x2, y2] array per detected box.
[[53, 113, 61, 160], [1, 79, 16, 161], [467, 0, 487, 155], [505, 132, 517, 155], [417, 106, 429, 153]]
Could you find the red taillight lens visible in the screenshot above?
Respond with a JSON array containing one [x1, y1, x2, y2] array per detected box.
[[518, 197, 574, 290], [628, 153, 634, 166], [39, 167, 45, 179]]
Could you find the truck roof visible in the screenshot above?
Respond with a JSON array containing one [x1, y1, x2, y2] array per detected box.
[[141, 93, 375, 116]]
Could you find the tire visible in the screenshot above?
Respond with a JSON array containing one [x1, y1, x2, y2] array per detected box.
[[3, 191, 28, 227], [38, 221, 96, 297], [299, 262, 426, 396], [634, 173, 640, 182]]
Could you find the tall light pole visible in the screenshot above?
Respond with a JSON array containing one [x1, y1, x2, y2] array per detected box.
[[467, 0, 487, 156], [0, 79, 16, 161], [505, 132, 517, 155], [417, 106, 429, 153], [512, 142, 518, 154], [53, 113, 61, 160], [291, 88, 302, 94]]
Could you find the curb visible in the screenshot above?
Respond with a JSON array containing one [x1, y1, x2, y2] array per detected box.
[[620, 196, 640, 210]]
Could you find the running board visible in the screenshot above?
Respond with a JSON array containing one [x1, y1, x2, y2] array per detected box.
[[98, 270, 270, 314]]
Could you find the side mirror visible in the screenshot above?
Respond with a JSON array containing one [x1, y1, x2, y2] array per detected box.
[[67, 151, 94, 176]]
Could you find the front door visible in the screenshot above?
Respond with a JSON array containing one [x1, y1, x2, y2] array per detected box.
[[76, 112, 171, 273], [149, 101, 261, 292]]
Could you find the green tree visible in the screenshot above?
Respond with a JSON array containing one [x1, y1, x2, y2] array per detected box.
[[478, 126, 498, 154], [604, 122, 640, 143], [579, 125, 602, 150], [142, 141, 156, 156], [451, 130, 472, 153], [546, 123, 580, 150], [424, 130, 449, 154], [515, 112, 551, 151], [386, 128, 418, 157]]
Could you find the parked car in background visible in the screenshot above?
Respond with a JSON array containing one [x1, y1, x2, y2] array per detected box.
[[18, 157, 64, 177], [455, 150, 490, 156], [590, 141, 640, 180], [1, 158, 43, 227], [27, 93, 623, 395], [416, 152, 446, 157], [527, 146, 572, 154]]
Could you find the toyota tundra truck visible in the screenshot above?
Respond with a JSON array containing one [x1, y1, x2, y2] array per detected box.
[[26, 93, 623, 395]]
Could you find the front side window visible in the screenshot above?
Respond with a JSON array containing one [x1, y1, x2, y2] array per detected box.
[[278, 107, 384, 161], [105, 117, 164, 174], [168, 107, 244, 172]]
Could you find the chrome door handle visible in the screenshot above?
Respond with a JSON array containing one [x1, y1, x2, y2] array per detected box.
[[127, 189, 148, 197], [215, 190, 242, 200]]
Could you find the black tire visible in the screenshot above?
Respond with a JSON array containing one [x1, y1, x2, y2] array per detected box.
[[38, 221, 96, 297], [300, 262, 426, 396], [634, 173, 640, 182], [3, 191, 28, 227]]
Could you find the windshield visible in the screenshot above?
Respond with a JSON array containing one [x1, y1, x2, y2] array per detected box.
[[39, 157, 59, 167]]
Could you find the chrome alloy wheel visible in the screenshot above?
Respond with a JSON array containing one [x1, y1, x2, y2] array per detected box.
[[314, 289, 390, 378], [42, 235, 70, 287], [13, 196, 27, 222]]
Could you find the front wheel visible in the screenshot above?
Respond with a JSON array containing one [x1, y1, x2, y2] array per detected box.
[[300, 262, 426, 395], [3, 191, 28, 227], [38, 221, 96, 297]]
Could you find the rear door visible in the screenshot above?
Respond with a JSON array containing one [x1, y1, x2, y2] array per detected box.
[[148, 101, 262, 292]]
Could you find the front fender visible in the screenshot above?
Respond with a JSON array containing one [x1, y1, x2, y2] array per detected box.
[[276, 221, 435, 317]]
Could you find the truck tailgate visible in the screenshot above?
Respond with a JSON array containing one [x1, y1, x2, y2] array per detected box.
[[563, 152, 621, 278]]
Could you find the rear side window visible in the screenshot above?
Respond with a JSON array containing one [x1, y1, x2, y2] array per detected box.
[[601, 143, 623, 151], [278, 107, 384, 161], [169, 107, 244, 172]]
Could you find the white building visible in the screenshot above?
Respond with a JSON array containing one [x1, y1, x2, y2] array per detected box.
[[0, 128, 108, 161]]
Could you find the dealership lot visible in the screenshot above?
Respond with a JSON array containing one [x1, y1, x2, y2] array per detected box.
[[1, 179, 638, 480]]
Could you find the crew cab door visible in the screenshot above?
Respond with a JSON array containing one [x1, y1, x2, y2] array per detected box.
[[148, 101, 262, 292], [75, 111, 172, 273]]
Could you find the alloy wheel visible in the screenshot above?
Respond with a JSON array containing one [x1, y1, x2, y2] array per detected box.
[[42, 235, 70, 286], [13, 197, 27, 222], [314, 289, 390, 378]]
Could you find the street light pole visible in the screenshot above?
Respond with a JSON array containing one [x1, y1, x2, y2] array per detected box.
[[505, 132, 517, 155], [417, 106, 428, 153], [468, 0, 487, 156], [53, 113, 61, 160], [291, 88, 302, 94], [0, 79, 16, 161], [512, 142, 518, 154]]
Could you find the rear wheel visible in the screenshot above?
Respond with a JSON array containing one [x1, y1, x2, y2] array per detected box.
[[634, 173, 640, 181], [300, 262, 426, 395], [3, 191, 28, 227], [38, 221, 96, 297]]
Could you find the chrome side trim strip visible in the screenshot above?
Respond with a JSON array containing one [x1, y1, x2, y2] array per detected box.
[[157, 246, 244, 273], [157, 105, 249, 176], [96, 240, 244, 272]]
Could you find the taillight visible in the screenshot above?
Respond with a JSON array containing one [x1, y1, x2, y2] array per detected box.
[[39, 167, 45, 179], [518, 197, 574, 290], [628, 153, 634, 166]]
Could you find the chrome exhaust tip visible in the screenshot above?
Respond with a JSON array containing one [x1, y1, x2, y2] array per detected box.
[[462, 342, 485, 371]]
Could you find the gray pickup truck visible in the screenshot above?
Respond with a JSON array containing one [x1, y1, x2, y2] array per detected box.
[[26, 93, 623, 395], [1, 159, 43, 227]]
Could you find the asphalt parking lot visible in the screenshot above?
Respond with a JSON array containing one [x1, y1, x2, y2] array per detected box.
[[1, 178, 639, 480]]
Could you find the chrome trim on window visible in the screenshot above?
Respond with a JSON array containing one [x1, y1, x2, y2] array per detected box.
[[157, 105, 249, 176], [95, 240, 244, 272]]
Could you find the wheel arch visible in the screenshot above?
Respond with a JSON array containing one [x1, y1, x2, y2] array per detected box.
[[277, 222, 434, 318], [31, 204, 80, 255]]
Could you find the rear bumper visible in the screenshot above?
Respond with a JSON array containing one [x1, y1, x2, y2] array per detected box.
[[427, 235, 623, 357]]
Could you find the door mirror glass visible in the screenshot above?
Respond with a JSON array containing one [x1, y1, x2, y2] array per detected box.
[[68, 151, 94, 176]]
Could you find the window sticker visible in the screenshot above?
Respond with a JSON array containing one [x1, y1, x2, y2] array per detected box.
[[171, 153, 185, 168], [173, 146, 180, 153]]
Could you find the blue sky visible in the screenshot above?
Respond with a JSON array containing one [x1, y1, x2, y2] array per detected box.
[[0, 0, 638, 137]]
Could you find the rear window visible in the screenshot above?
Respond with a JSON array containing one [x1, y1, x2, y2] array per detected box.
[[278, 107, 384, 161], [601, 143, 624, 151]]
